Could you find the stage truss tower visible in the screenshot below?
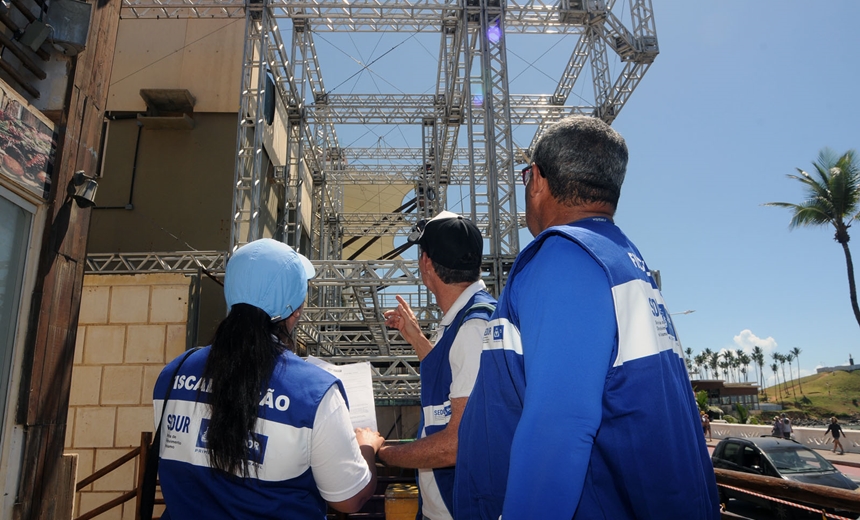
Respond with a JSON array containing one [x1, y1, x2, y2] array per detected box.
[[105, 0, 659, 401]]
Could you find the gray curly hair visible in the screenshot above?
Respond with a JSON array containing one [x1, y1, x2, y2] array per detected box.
[[531, 116, 628, 208]]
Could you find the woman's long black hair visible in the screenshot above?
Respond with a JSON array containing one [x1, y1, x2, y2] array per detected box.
[[201, 303, 288, 476]]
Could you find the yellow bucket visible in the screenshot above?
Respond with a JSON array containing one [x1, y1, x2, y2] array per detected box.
[[384, 483, 419, 520]]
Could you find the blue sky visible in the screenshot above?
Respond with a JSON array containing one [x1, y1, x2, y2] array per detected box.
[[612, 1, 860, 383], [303, 1, 860, 385]]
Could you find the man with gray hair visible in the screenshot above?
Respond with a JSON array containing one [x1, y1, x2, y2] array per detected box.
[[454, 116, 720, 519]]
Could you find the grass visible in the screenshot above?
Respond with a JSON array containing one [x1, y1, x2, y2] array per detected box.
[[760, 369, 860, 419]]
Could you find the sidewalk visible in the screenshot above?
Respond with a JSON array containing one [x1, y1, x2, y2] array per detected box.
[[706, 439, 860, 468]]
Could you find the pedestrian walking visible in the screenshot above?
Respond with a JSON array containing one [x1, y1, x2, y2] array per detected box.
[[781, 413, 793, 439], [826, 416, 845, 455], [771, 416, 784, 438], [701, 413, 712, 442]]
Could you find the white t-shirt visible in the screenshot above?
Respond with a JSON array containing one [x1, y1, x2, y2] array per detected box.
[[312, 385, 372, 502]]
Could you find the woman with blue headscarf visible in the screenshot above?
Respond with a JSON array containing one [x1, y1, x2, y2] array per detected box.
[[152, 238, 383, 518]]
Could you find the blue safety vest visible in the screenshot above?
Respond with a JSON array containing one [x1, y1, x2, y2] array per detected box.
[[455, 218, 720, 519], [154, 347, 346, 519], [418, 290, 496, 516]]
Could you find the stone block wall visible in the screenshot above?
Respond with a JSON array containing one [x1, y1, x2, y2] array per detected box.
[[66, 273, 190, 520]]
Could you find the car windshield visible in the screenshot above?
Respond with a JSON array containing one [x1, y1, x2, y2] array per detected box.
[[761, 445, 836, 475]]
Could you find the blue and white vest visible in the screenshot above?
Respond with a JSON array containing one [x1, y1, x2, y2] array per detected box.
[[153, 347, 345, 519], [418, 290, 496, 517], [455, 219, 720, 520]]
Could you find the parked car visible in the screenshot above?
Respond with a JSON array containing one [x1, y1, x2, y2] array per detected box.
[[712, 436, 859, 519]]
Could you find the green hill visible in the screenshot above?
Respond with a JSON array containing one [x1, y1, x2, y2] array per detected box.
[[761, 369, 860, 419]]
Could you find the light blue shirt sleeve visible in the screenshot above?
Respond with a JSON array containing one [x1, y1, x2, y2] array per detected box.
[[502, 236, 617, 518]]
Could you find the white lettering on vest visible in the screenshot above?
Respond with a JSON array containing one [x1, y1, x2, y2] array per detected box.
[[259, 388, 290, 411]]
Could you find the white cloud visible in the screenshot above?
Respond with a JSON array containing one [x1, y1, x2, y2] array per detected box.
[[733, 330, 778, 355]]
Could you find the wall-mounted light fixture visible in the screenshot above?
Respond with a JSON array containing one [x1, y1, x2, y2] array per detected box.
[[72, 170, 98, 208], [45, 0, 93, 56]]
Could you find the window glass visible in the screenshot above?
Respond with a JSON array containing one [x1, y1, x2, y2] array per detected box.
[[721, 442, 741, 465], [763, 446, 835, 474], [0, 189, 32, 454], [741, 446, 761, 469]]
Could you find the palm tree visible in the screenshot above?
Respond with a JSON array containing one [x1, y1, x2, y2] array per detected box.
[[771, 352, 785, 400], [752, 346, 765, 398], [684, 347, 694, 374], [791, 346, 804, 394], [777, 354, 789, 398], [735, 349, 746, 381], [765, 148, 860, 328], [732, 356, 742, 383], [694, 353, 706, 379], [738, 352, 751, 382], [770, 362, 780, 400], [702, 348, 714, 378], [723, 351, 735, 383], [786, 352, 798, 401], [709, 352, 720, 381]]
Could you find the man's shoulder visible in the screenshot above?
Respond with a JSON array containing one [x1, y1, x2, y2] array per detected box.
[[525, 232, 596, 266]]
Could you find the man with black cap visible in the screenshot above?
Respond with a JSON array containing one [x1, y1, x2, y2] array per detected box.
[[378, 211, 496, 520]]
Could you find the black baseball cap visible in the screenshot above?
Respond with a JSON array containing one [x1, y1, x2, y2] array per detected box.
[[407, 211, 483, 270]]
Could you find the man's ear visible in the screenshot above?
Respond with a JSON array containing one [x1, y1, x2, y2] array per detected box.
[[529, 163, 548, 196]]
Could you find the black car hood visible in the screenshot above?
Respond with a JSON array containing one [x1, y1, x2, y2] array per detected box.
[[785, 471, 859, 490]]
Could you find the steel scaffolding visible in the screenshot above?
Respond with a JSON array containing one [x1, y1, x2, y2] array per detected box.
[[107, 0, 659, 400]]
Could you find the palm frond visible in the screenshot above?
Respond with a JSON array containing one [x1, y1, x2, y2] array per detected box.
[[767, 148, 860, 231]]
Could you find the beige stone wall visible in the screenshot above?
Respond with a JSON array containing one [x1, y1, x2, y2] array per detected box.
[[67, 273, 190, 519]]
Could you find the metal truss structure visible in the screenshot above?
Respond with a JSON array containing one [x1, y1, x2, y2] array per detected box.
[[110, 0, 658, 401]]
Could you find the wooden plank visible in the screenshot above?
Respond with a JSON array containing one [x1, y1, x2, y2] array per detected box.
[[0, 10, 50, 60], [0, 30, 47, 79], [0, 55, 40, 97], [10, 0, 36, 23], [14, 0, 121, 518], [23, 451, 80, 520], [55, 454, 78, 520], [136, 432, 153, 520], [715, 467, 860, 513]]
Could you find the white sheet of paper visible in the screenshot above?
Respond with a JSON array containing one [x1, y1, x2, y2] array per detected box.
[[306, 356, 378, 431]]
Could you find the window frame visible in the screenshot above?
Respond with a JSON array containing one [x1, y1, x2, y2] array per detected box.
[[0, 182, 44, 516]]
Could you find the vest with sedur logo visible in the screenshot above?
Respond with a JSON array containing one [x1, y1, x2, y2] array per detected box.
[[153, 347, 345, 519]]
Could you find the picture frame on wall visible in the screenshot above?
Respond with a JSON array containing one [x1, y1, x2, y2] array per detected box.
[[0, 79, 57, 200]]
